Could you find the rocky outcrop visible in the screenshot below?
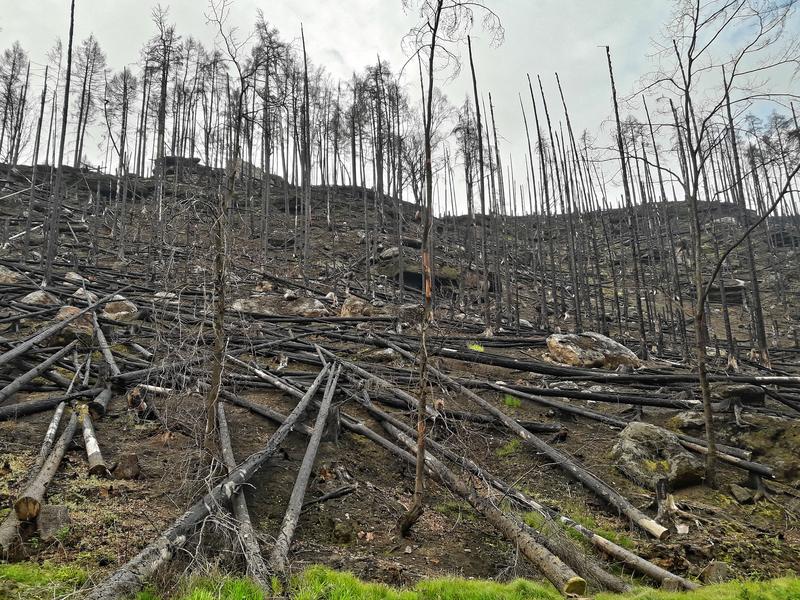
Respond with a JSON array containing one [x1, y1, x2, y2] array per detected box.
[[611, 422, 704, 490], [546, 332, 641, 369]]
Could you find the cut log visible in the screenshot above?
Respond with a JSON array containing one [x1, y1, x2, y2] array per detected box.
[[270, 364, 341, 574], [92, 313, 121, 377], [0, 340, 78, 404], [216, 401, 269, 588], [84, 366, 330, 600], [87, 386, 114, 419], [80, 406, 110, 477], [34, 402, 65, 471], [15, 411, 78, 521]]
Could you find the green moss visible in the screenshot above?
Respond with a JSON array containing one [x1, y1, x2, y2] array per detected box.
[[0, 562, 88, 599], [496, 438, 522, 458], [468, 343, 485, 352], [643, 459, 670, 473], [503, 394, 521, 408]]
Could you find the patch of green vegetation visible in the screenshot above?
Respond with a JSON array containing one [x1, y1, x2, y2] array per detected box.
[[9, 562, 800, 600], [496, 438, 522, 458], [467, 343, 485, 352], [0, 562, 88, 600], [522, 509, 634, 551], [292, 566, 418, 600], [597, 578, 800, 600], [503, 394, 522, 408], [137, 576, 265, 600], [643, 459, 670, 473]]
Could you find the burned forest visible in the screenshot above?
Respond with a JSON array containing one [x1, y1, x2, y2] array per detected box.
[[1, 0, 800, 598]]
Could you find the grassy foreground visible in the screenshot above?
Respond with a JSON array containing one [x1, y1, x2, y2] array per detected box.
[[2, 562, 800, 599]]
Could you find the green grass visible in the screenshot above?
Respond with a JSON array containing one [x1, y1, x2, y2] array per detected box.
[[503, 394, 522, 408], [136, 576, 264, 600], [292, 567, 557, 600], [467, 343, 485, 352], [496, 438, 522, 457], [597, 578, 800, 599], [4, 562, 800, 600], [0, 562, 88, 599]]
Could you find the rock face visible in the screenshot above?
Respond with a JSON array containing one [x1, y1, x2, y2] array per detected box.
[[710, 382, 766, 407], [611, 422, 704, 490], [546, 332, 641, 369], [0, 265, 23, 284]]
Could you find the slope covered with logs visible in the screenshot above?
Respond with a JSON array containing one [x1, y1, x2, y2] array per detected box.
[[1, 161, 800, 598]]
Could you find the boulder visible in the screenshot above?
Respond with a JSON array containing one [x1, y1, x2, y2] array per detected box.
[[55, 306, 94, 339], [19, 290, 59, 306], [153, 291, 179, 305], [64, 271, 88, 286], [112, 453, 141, 480], [611, 422, 704, 490], [699, 560, 732, 584], [0, 265, 23, 284], [102, 296, 139, 322], [379, 246, 400, 260], [340, 294, 386, 318], [729, 483, 754, 504], [231, 295, 329, 318], [546, 332, 641, 369], [289, 297, 328, 317], [231, 296, 276, 316], [363, 348, 397, 362], [667, 411, 706, 431], [710, 382, 765, 407], [71, 287, 99, 304], [393, 303, 424, 323], [36, 504, 71, 542]]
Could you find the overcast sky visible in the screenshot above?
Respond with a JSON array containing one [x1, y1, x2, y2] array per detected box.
[[2, 1, 798, 212]]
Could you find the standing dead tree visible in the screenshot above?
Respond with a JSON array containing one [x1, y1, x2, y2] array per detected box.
[[398, 0, 502, 537], [203, 0, 263, 458]]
